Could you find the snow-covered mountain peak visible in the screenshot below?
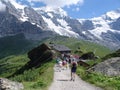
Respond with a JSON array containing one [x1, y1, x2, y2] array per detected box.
[[102, 9, 120, 20], [0, 0, 120, 49], [90, 9, 120, 24], [35, 7, 67, 17], [3, 0, 26, 9], [115, 8, 120, 13], [10, 1, 25, 9]]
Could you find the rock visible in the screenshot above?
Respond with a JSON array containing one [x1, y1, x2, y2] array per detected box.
[[0, 78, 24, 90], [91, 57, 120, 76], [12, 43, 55, 75], [80, 52, 95, 60], [27, 43, 54, 68]]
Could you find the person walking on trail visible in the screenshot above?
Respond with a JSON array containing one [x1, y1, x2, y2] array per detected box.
[[56, 57, 62, 72], [56, 57, 60, 65], [62, 60, 67, 70], [70, 60, 78, 81]]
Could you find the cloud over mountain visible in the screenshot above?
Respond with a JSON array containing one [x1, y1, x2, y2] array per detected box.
[[27, 0, 84, 8]]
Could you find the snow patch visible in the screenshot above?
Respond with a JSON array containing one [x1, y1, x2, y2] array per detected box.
[[9, 0, 25, 9], [111, 29, 120, 34], [47, 13, 53, 18], [78, 19, 86, 24], [42, 16, 79, 38], [90, 17, 112, 39], [57, 19, 71, 29], [20, 9, 29, 22], [82, 31, 86, 34], [31, 22, 36, 25], [37, 24, 42, 28], [34, 7, 67, 17], [105, 10, 120, 20]]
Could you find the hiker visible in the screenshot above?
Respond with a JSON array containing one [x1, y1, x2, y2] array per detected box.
[[65, 59, 69, 69], [56, 57, 60, 66], [62, 60, 67, 70], [56, 57, 62, 71], [70, 60, 77, 81], [58, 60, 62, 71]]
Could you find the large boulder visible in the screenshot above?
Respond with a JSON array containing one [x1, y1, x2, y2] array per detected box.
[[91, 57, 120, 76], [0, 78, 24, 90], [11, 43, 55, 76], [27, 43, 55, 68], [28, 43, 51, 61]]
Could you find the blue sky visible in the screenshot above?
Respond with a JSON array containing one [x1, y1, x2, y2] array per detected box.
[[64, 0, 120, 19], [16, 0, 120, 19]]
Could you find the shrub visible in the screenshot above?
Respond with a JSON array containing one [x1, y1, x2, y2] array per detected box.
[[31, 81, 47, 88]]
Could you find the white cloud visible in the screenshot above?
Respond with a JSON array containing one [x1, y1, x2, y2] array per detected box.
[[27, 0, 84, 8], [72, 7, 80, 12], [76, 7, 80, 11], [0, 1, 6, 12]]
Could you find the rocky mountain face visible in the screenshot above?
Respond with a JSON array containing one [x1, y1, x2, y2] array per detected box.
[[110, 17, 120, 30], [0, 0, 120, 49], [0, 11, 41, 35], [0, 0, 56, 40]]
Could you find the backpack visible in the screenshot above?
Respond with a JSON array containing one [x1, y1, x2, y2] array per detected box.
[[72, 62, 77, 67]]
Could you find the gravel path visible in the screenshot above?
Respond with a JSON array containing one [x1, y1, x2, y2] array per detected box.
[[49, 65, 103, 90]]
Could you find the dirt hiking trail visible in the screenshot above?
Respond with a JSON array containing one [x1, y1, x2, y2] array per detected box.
[[49, 65, 103, 90]]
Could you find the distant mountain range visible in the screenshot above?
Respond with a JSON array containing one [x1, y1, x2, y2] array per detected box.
[[0, 0, 120, 49]]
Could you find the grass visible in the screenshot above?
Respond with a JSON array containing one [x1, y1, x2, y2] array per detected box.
[[0, 54, 55, 90], [16, 61, 54, 90], [102, 49, 120, 60], [0, 35, 114, 90], [45, 36, 111, 57], [0, 55, 29, 77]]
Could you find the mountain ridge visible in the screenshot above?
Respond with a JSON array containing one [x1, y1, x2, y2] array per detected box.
[[0, 0, 120, 49]]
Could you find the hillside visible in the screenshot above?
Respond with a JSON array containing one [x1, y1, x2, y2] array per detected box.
[[45, 36, 111, 57], [0, 34, 36, 59], [0, 54, 54, 90], [102, 49, 120, 60], [0, 38, 55, 90], [0, 35, 111, 75], [0, 35, 112, 90]]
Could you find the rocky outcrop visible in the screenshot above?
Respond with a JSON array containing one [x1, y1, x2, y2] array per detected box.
[[27, 43, 55, 68], [91, 57, 120, 76], [80, 52, 96, 60], [11, 43, 55, 76], [110, 17, 120, 30], [0, 78, 24, 90]]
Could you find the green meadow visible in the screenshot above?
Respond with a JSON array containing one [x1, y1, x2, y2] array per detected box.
[[1, 35, 119, 90]]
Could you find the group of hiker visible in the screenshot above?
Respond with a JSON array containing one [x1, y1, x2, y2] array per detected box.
[[56, 54, 78, 81]]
